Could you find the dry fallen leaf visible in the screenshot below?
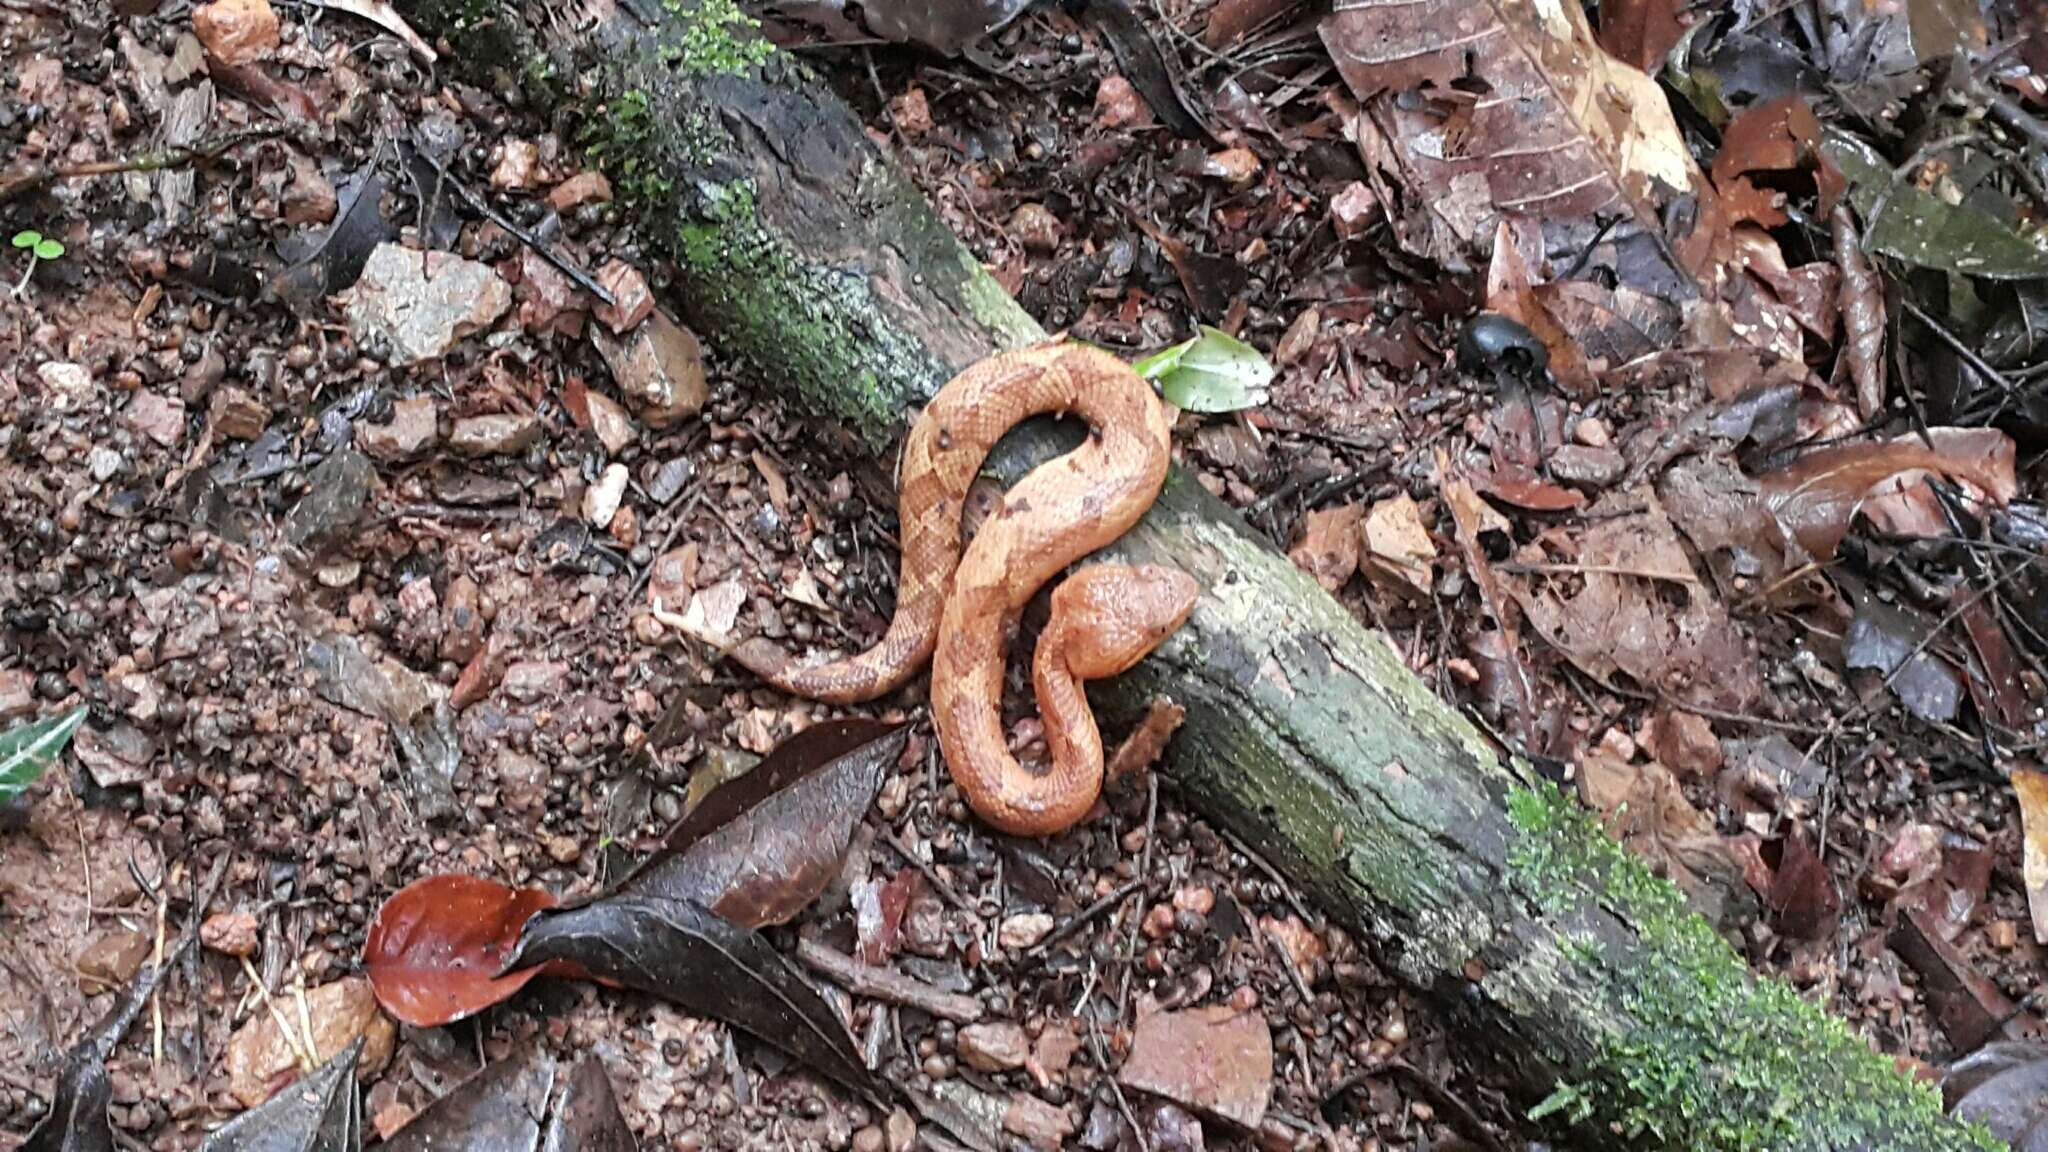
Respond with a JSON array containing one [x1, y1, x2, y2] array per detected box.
[[1119, 1002, 1273, 1128], [1360, 493, 1436, 597], [193, 0, 279, 65], [227, 976, 395, 1108], [1509, 492, 1761, 712], [1484, 222, 1594, 393], [1106, 697, 1187, 782], [1288, 503, 1364, 591], [1595, 0, 1684, 72], [654, 579, 746, 647], [1832, 204, 1886, 420], [1579, 749, 1751, 926], [1321, 0, 1704, 289], [1763, 429, 2017, 562], [2011, 768, 2048, 945]]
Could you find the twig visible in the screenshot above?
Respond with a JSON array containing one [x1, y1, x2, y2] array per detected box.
[[1260, 916, 1316, 1007], [1116, 775, 1160, 1021], [77, 813, 94, 928], [1794, 558, 2035, 779], [1086, 1018, 1150, 1152], [1900, 299, 2017, 402], [1221, 827, 1315, 924], [1013, 877, 1148, 975], [883, 825, 969, 911], [238, 954, 318, 1073], [0, 126, 283, 201], [151, 897, 167, 1070], [795, 938, 985, 1023], [396, 137, 617, 308]]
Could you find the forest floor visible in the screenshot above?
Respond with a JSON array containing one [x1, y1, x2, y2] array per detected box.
[[2, 0, 2045, 1149]]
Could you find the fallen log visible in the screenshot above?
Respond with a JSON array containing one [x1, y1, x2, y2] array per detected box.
[[400, 2, 1992, 1147]]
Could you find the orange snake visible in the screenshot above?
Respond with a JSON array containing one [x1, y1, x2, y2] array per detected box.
[[732, 340, 1196, 837]]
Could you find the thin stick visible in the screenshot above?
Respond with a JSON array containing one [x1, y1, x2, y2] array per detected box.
[[795, 938, 984, 1023], [239, 955, 317, 1073], [1014, 877, 1148, 975], [1901, 299, 2017, 401], [1087, 1019, 1150, 1152], [77, 813, 94, 927], [151, 897, 167, 1070], [0, 127, 283, 201]]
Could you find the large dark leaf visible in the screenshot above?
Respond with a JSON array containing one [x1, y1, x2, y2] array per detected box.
[[364, 722, 901, 1029], [197, 1038, 363, 1152], [1822, 127, 2048, 280], [506, 895, 884, 1103], [1842, 582, 1962, 724], [380, 1046, 636, 1152], [606, 719, 905, 929], [273, 165, 394, 308]]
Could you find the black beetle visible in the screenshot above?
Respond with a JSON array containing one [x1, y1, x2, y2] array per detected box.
[[1456, 311, 1550, 384]]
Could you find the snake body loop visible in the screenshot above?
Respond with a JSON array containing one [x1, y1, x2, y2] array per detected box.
[[732, 340, 1195, 836]]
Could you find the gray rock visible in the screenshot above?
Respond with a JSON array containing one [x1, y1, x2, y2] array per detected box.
[[449, 413, 540, 457], [285, 448, 374, 552], [344, 243, 512, 365], [1548, 444, 1626, 489]]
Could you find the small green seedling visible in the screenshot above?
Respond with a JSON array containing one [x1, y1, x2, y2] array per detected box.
[[11, 229, 65, 296]]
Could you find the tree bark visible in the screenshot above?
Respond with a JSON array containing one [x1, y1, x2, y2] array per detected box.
[[402, 3, 1992, 1148]]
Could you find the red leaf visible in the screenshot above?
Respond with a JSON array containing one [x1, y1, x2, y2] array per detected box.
[[1761, 431, 2015, 563], [1710, 96, 1845, 222], [1472, 469, 1585, 511], [1483, 221, 1594, 395], [1756, 828, 1839, 942], [1595, 0, 1684, 72], [363, 874, 559, 1027]]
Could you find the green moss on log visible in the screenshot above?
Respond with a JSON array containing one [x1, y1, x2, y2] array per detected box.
[[660, 0, 774, 75], [1506, 782, 1998, 1151]]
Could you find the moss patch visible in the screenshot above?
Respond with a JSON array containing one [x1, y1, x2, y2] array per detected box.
[[1506, 782, 1997, 1151], [663, 0, 774, 75]]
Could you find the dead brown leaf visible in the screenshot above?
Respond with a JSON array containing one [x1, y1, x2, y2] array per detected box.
[[1106, 697, 1188, 782], [1832, 205, 1886, 421], [1320, 0, 1704, 289], [1596, 0, 1684, 72], [227, 976, 395, 1108], [1483, 222, 1594, 394], [1288, 503, 1363, 591], [1752, 827, 1840, 942], [1360, 493, 1435, 597], [1509, 492, 1762, 712], [1119, 1002, 1273, 1129], [1763, 429, 2017, 562], [1709, 96, 1845, 226], [2012, 767, 2048, 944], [1578, 749, 1751, 926]]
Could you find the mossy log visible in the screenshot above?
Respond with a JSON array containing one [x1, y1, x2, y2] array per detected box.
[[399, 2, 1993, 1147]]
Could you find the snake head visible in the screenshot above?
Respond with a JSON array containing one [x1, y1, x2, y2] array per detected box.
[[1045, 564, 1199, 680]]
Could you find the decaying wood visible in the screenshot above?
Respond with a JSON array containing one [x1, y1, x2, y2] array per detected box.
[[397, 2, 1994, 1147]]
